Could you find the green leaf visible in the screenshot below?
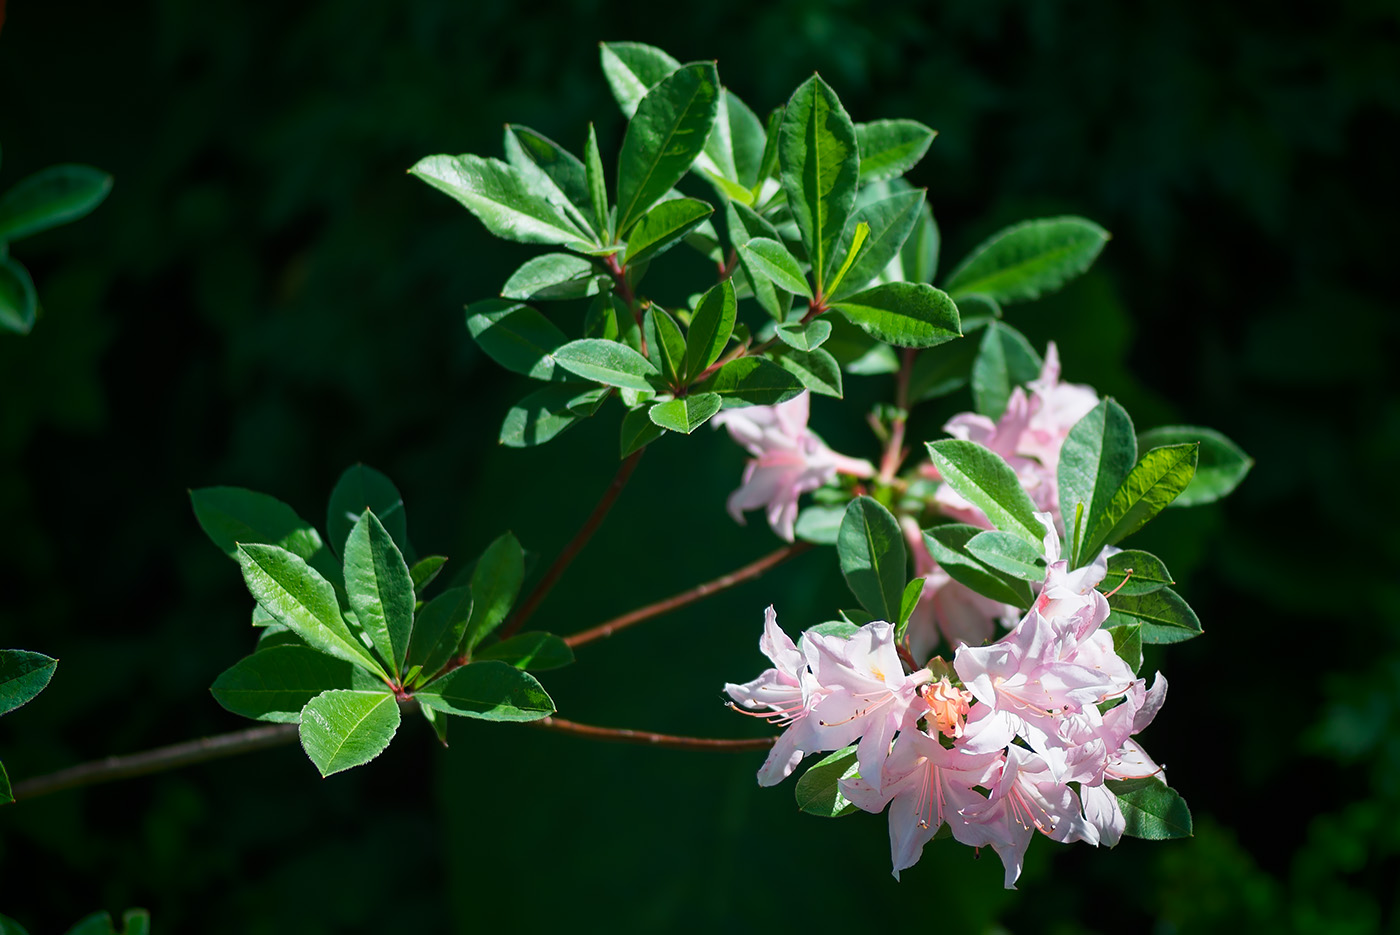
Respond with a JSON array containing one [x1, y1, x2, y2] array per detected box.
[[475, 632, 575, 671], [738, 237, 811, 299], [682, 279, 736, 380], [943, 216, 1109, 303], [926, 439, 1045, 548], [965, 530, 1045, 581], [855, 120, 936, 183], [502, 124, 596, 236], [621, 406, 665, 456], [698, 356, 805, 408], [779, 75, 859, 294], [775, 319, 831, 352], [720, 90, 768, 188], [407, 586, 473, 678], [344, 509, 416, 678], [584, 123, 609, 238], [500, 383, 609, 448], [0, 257, 38, 335], [794, 745, 860, 818], [210, 646, 373, 723], [755, 107, 783, 197], [1058, 399, 1138, 564], [772, 346, 843, 398], [908, 332, 979, 403], [409, 555, 448, 595], [923, 525, 1035, 607], [119, 911, 150, 935], [726, 201, 791, 320], [1137, 425, 1253, 507], [1080, 444, 1198, 561], [829, 189, 926, 301], [599, 41, 682, 119], [501, 254, 606, 301], [623, 197, 713, 266], [825, 221, 870, 299], [0, 164, 112, 241], [328, 465, 409, 563], [970, 321, 1044, 420], [616, 62, 721, 235], [409, 154, 591, 250], [896, 577, 926, 639], [0, 762, 10, 807], [1111, 623, 1143, 674], [1102, 549, 1174, 597], [189, 486, 326, 565], [837, 497, 906, 621], [1108, 777, 1194, 840], [298, 689, 401, 777], [643, 307, 687, 383], [415, 660, 554, 721], [466, 299, 569, 381], [831, 282, 961, 348], [954, 293, 1002, 330], [1106, 587, 1202, 644], [236, 544, 385, 677], [552, 338, 661, 390], [62, 913, 116, 935], [649, 393, 722, 434], [0, 650, 58, 717], [461, 533, 525, 654], [794, 504, 845, 545]]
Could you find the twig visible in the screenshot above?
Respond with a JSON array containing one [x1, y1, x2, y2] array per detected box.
[[566, 541, 813, 648], [531, 716, 774, 751], [878, 347, 917, 483]]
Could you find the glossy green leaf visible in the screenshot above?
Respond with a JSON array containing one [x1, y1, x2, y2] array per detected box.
[[599, 41, 682, 118], [831, 282, 961, 348], [738, 237, 811, 299], [943, 216, 1109, 303], [1101, 549, 1173, 597], [0, 257, 37, 335], [1111, 622, 1144, 674], [407, 586, 473, 678], [1080, 444, 1198, 561], [897, 577, 926, 637], [970, 321, 1044, 420], [189, 486, 326, 566], [726, 201, 791, 320], [0, 762, 11, 807], [0, 164, 112, 241], [643, 307, 687, 383], [327, 464, 409, 559], [620, 406, 665, 456], [237, 544, 385, 676], [616, 62, 720, 235], [721, 90, 768, 188], [698, 356, 805, 408], [837, 496, 906, 621], [344, 509, 416, 678], [855, 120, 936, 183], [829, 189, 926, 301], [966, 530, 1045, 581], [409, 555, 448, 595], [794, 504, 845, 545], [926, 439, 1045, 548], [503, 124, 595, 236], [501, 253, 606, 301], [772, 346, 843, 398], [298, 689, 400, 777], [683, 279, 736, 380], [1106, 587, 1202, 644], [623, 197, 712, 266], [775, 318, 831, 351], [649, 393, 722, 434], [552, 338, 660, 390], [754, 107, 783, 196], [461, 533, 524, 654], [500, 383, 609, 448], [475, 632, 575, 671], [1059, 399, 1137, 564], [415, 660, 554, 721], [794, 745, 860, 818], [465, 300, 568, 380], [923, 525, 1035, 607], [584, 123, 609, 237], [1137, 425, 1254, 507], [1108, 777, 1194, 840], [409, 154, 591, 250], [210, 646, 372, 723], [779, 75, 859, 293], [0, 650, 57, 717], [825, 221, 870, 299]]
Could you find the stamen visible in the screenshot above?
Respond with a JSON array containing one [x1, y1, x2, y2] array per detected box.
[[1102, 569, 1134, 600]]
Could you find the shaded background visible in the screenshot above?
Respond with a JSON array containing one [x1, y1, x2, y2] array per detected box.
[[2, 1, 1397, 931]]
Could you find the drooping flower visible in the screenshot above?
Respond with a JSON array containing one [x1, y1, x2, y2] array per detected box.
[[713, 391, 875, 542]]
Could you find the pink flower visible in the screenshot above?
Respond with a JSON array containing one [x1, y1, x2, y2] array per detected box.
[[713, 392, 874, 541], [1020, 342, 1100, 470]]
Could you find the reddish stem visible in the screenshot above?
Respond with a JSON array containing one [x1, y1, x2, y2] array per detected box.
[[604, 252, 646, 357], [531, 716, 774, 752], [878, 347, 917, 483], [566, 541, 813, 649]]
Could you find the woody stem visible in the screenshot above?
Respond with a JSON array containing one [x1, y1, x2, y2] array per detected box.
[[530, 716, 774, 751]]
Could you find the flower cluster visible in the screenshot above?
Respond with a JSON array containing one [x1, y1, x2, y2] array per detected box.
[[725, 517, 1168, 887]]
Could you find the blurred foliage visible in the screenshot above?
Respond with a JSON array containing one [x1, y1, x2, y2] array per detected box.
[[0, 0, 1396, 931]]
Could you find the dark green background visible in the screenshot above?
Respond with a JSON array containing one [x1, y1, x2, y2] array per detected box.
[[2, 1, 1396, 931]]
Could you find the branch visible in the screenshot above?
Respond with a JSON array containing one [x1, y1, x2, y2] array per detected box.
[[500, 447, 645, 640], [8, 723, 300, 803], [878, 347, 917, 483], [531, 716, 775, 751], [566, 541, 813, 648]]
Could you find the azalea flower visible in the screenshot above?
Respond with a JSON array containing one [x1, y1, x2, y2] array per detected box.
[[713, 392, 874, 541]]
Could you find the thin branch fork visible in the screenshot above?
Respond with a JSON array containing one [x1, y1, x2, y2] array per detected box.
[[531, 716, 774, 752]]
